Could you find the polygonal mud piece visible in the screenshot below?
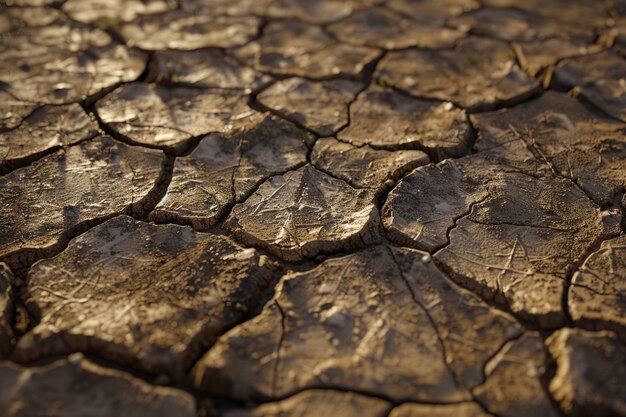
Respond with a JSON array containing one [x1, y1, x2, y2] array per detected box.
[[474, 333, 561, 417], [0, 354, 198, 417], [96, 83, 252, 151], [387, 0, 479, 23], [376, 37, 539, 111], [120, 11, 260, 50], [472, 91, 626, 206], [223, 390, 390, 417], [553, 51, 626, 122], [0, 264, 13, 358], [0, 91, 39, 129], [337, 85, 471, 158], [257, 78, 363, 136], [0, 104, 98, 174], [513, 39, 600, 77], [0, 6, 64, 33], [0, 23, 147, 104], [432, 168, 607, 328], [193, 246, 522, 401], [62, 0, 173, 24], [569, 234, 626, 338], [234, 20, 380, 78], [0, 137, 166, 271], [327, 7, 463, 50], [14, 216, 276, 376], [481, 0, 608, 27], [224, 165, 381, 261], [154, 49, 268, 90], [546, 328, 626, 417], [152, 115, 308, 230], [389, 402, 490, 417], [311, 137, 429, 193]]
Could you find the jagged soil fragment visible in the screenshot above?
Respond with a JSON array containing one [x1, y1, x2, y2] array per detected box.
[[62, 0, 173, 24], [223, 390, 390, 417], [311, 137, 429, 193], [224, 165, 382, 261], [569, 234, 626, 338], [553, 51, 626, 122], [154, 49, 268, 89], [327, 7, 463, 49], [234, 20, 380, 78], [257, 78, 363, 136], [0, 264, 12, 358], [387, 0, 478, 22], [376, 37, 539, 111], [0, 91, 39, 129], [0, 354, 198, 417], [0, 104, 98, 174], [472, 92, 626, 206], [389, 402, 490, 417], [96, 83, 251, 150], [546, 328, 626, 417], [14, 216, 276, 375], [337, 85, 470, 158], [0, 137, 166, 270], [120, 11, 260, 50], [192, 246, 522, 401], [151, 115, 308, 229], [474, 333, 561, 417]]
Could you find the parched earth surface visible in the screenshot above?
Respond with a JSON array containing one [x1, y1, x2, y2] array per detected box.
[[0, 0, 625, 416]]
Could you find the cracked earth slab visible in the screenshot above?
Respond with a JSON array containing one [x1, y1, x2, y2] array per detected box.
[[0, 353, 197, 417], [192, 245, 522, 401], [389, 402, 490, 417], [387, 0, 479, 22], [376, 37, 540, 112], [0, 136, 167, 271], [151, 114, 308, 230], [257, 78, 363, 137], [326, 7, 463, 50], [153, 49, 269, 90], [473, 332, 560, 417], [337, 85, 471, 159], [120, 11, 260, 50], [473, 91, 626, 206], [0, 5, 64, 33], [96, 83, 253, 151], [0, 91, 40, 130], [553, 50, 626, 123], [223, 390, 390, 417], [0, 104, 98, 174], [0, 264, 12, 358], [311, 137, 429, 194], [383, 152, 616, 327], [569, 234, 626, 340], [13, 216, 276, 376], [546, 328, 626, 417], [234, 20, 380, 79], [224, 165, 382, 261], [61, 0, 174, 24]]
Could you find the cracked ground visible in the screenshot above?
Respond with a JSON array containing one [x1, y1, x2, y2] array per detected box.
[[0, 0, 625, 416]]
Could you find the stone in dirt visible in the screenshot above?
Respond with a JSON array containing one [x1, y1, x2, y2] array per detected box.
[[553, 51, 626, 123], [223, 390, 390, 417], [311, 137, 429, 194], [0, 137, 166, 271], [257, 78, 363, 137], [234, 20, 380, 79], [13, 216, 276, 376], [96, 83, 252, 151], [376, 37, 540, 111], [546, 328, 626, 417], [120, 11, 260, 50], [0, 353, 198, 417], [154, 49, 269, 90], [337, 85, 471, 159], [473, 332, 561, 417], [224, 165, 382, 261], [327, 7, 463, 50], [192, 245, 522, 402], [569, 234, 626, 340], [472, 91, 626, 206], [0, 264, 12, 358], [151, 115, 308, 230], [0, 104, 98, 174]]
